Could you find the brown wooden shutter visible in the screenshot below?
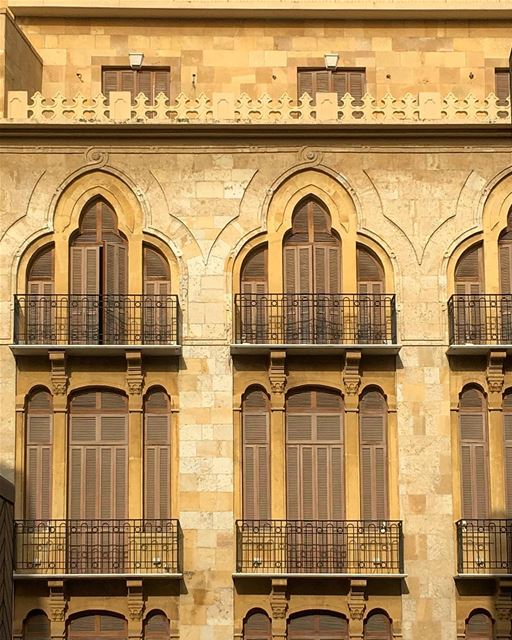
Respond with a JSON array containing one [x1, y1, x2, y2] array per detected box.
[[360, 390, 388, 520], [455, 245, 483, 295], [504, 392, 512, 516], [286, 389, 344, 520], [495, 69, 510, 106], [244, 611, 271, 640], [27, 246, 54, 293], [465, 611, 493, 639], [102, 68, 170, 103], [23, 611, 51, 640], [243, 389, 270, 520], [364, 612, 392, 639], [144, 612, 170, 639], [144, 390, 171, 519], [499, 239, 512, 294], [298, 68, 365, 104], [69, 614, 127, 638], [26, 391, 53, 520], [459, 388, 489, 519], [241, 246, 268, 294], [288, 612, 349, 639], [70, 246, 100, 295]]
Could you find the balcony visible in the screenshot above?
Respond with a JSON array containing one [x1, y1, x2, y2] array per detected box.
[[456, 519, 512, 577], [235, 520, 404, 577], [14, 519, 182, 578], [232, 293, 398, 354], [447, 294, 512, 354], [12, 294, 180, 355]]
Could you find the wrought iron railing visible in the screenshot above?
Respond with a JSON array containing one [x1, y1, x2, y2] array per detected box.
[[13, 294, 179, 346], [236, 520, 403, 575], [234, 293, 397, 345], [15, 519, 182, 575], [448, 294, 512, 345], [456, 519, 512, 575]]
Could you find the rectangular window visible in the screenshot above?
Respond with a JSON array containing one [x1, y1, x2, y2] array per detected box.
[[495, 68, 510, 105], [297, 68, 366, 104], [102, 67, 170, 103]]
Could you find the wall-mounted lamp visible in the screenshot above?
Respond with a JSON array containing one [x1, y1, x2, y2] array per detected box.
[[128, 52, 144, 70], [324, 52, 339, 71]]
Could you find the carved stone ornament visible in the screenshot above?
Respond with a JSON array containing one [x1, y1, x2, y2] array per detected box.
[[126, 351, 144, 395], [487, 350, 506, 393], [348, 578, 367, 621], [343, 351, 362, 396], [84, 147, 109, 167], [127, 581, 145, 621], [48, 581, 67, 622], [49, 351, 68, 396], [269, 350, 287, 395], [270, 579, 288, 619], [495, 582, 512, 621], [298, 146, 323, 165]]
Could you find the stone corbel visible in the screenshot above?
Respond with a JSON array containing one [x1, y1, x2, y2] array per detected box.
[[126, 351, 144, 396], [49, 351, 68, 396], [487, 350, 507, 395], [48, 580, 67, 623], [495, 579, 512, 638], [343, 350, 362, 397], [269, 350, 287, 396], [348, 578, 367, 621], [270, 578, 288, 619], [127, 580, 145, 621]]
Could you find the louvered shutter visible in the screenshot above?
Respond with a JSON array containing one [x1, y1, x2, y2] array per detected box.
[[357, 247, 385, 342], [454, 245, 484, 343], [499, 241, 512, 294], [102, 68, 170, 103], [26, 391, 53, 520], [144, 391, 171, 519], [143, 246, 171, 343], [240, 247, 268, 342], [455, 245, 483, 294], [244, 611, 271, 640], [104, 242, 128, 344], [504, 393, 512, 515], [27, 246, 55, 343], [459, 388, 489, 519], [102, 69, 121, 95], [69, 613, 127, 638], [298, 69, 365, 105], [288, 612, 348, 639], [24, 611, 51, 640], [360, 390, 388, 520], [465, 612, 493, 639], [495, 69, 510, 106], [243, 390, 270, 520], [144, 612, 170, 639], [364, 612, 392, 639]]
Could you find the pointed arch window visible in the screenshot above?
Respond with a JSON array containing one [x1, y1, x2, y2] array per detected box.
[[242, 388, 270, 520], [243, 610, 271, 640], [23, 610, 50, 640], [287, 611, 349, 639], [69, 198, 127, 344], [143, 246, 172, 344], [25, 245, 55, 344], [357, 246, 386, 342], [239, 245, 268, 343], [25, 390, 53, 520], [143, 611, 170, 640], [459, 387, 489, 519], [68, 613, 127, 639], [363, 611, 392, 639], [465, 610, 493, 639], [144, 389, 171, 520], [453, 244, 484, 344], [499, 210, 512, 294], [359, 389, 388, 520]]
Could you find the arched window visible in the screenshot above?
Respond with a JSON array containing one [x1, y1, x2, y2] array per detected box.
[[357, 246, 384, 294], [69, 198, 127, 344], [504, 391, 512, 515], [144, 389, 171, 519], [242, 388, 270, 520], [23, 610, 50, 640], [25, 390, 53, 520], [143, 611, 170, 639], [69, 390, 128, 520], [465, 610, 493, 639], [239, 246, 269, 343], [241, 246, 268, 295], [499, 210, 512, 294], [359, 389, 388, 520], [363, 611, 392, 639], [243, 610, 271, 640], [459, 387, 489, 519], [287, 611, 348, 639], [357, 246, 386, 342], [25, 245, 54, 344], [68, 613, 127, 639], [286, 388, 344, 520], [455, 245, 484, 295], [283, 198, 340, 295], [453, 244, 484, 344], [143, 246, 172, 344]]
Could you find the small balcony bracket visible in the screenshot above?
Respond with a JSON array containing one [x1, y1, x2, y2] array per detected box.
[[348, 578, 367, 626], [487, 350, 506, 397]]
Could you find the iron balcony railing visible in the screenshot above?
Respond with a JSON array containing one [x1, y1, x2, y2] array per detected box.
[[15, 519, 182, 576], [234, 293, 397, 345], [236, 520, 404, 575], [448, 294, 512, 345], [13, 294, 179, 346], [456, 519, 512, 575]]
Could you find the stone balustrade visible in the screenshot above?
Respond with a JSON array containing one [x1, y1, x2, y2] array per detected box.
[[5, 90, 511, 124]]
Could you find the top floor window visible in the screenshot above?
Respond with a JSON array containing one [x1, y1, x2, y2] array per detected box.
[[495, 68, 510, 106], [297, 69, 366, 104], [102, 68, 170, 103]]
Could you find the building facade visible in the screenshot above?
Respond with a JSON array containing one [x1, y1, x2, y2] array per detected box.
[[2, 1, 512, 638]]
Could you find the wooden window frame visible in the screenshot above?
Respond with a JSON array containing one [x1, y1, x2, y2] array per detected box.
[[101, 66, 171, 103], [297, 67, 366, 104]]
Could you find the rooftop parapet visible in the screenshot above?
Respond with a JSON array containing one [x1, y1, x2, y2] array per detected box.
[[5, 90, 511, 126]]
